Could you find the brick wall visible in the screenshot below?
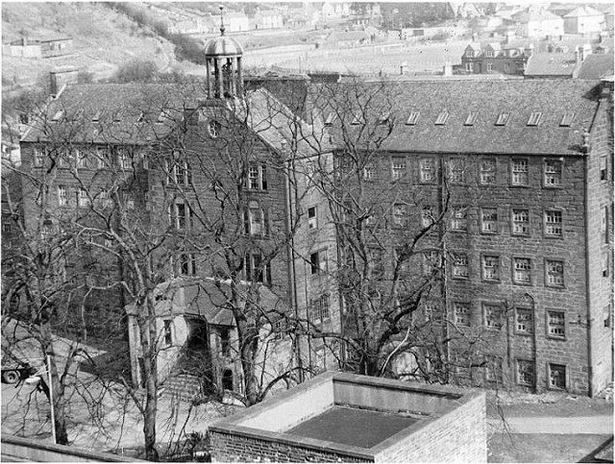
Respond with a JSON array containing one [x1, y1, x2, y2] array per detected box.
[[373, 392, 486, 463]]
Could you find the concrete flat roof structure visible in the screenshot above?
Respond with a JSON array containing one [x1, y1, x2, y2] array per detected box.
[[209, 372, 487, 462]]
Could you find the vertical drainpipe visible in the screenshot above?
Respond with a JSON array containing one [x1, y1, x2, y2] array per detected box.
[[285, 155, 303, 382], [583, 141, 594, 396], [439, 156, 450, 382]]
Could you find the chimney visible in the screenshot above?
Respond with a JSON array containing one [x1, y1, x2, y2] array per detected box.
[[400, 62, 407, 75], [575, 45, 583, 64], [49, 67, 79, 98]]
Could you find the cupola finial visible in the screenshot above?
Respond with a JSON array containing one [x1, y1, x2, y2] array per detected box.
[[219, 5, 225, 36]]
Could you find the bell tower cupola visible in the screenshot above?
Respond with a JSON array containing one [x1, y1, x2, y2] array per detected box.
[[204, 6, 244, 100]]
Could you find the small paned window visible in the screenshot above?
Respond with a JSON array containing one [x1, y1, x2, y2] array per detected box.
[[452, 253, 469, 279], [515, 308, 534, 334], [511, 159, 529, 186], [559, 112, 575, 127], [58, 185, 68, 207], [363, 163, 375, 181], [464, 112, 477, 126], [545, 260, 564, 288], [179, 253, 197, 275], [481, 208, 498, 234], [420, 158, 436, 183], [511, 209, 530, 236], [311, 294, 331, 324], [391, 156, 406, 180], [78, 189, 90, 207], [480, 158, 496, 185], [393, 203, 408, 227], [448, 158, 465, 184], [516, 359, 535, 387], [513, 258, 532, 285], [324, 113, 335, 126], [247, 164, 268, 190], [208, 119, 221, 138], [484, 303, 502, 330], [485, 356, 503, 384], [453, 302, 471, 327], [450, 206, 467, 232], [307, 207, 318, 229], [482, 255, 500, 281], [549, 363, 566, 390], [544, 159, 562, 187], [544, 210, 562, 237], [547, 311, 565, 339], [245, 252, 272, 285], [422, 249, 440, 276]]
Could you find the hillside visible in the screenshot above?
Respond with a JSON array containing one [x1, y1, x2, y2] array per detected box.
[[2, 2, 176, 89]]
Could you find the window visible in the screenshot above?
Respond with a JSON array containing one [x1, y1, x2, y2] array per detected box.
[[245, 252, 272, 285], [406, 112, 420, 125], [391, 156, 406, 180], [452, 253, 469, 279], [244, 202, 269, 237], [419, 157, 436, 183], [362, 163, 375, 181], [513, 257, 532, 285], [527, 112, 542, 126], [118, 149, 132, 170], [600, 156, 607, 181], [453, 302, 470, 327], [511, 209, 530, 236], [484, 303, 502, 330], [421, 206, 434, 228], [370, 248, 385, 279], [78, 189, 90, 207], [559, 112, 574, 127], [480, 158, 496, 185], [465, 62, 473, 72], [220, 328, 231, 356], [549, 363, 566, 390], [75, 150, 86, 168], [34, 148, 44, 167], [481, 208, 498, 234], [495, 112, 510, 126], [602, 252, 609, 278], [601, 205, 609, 244], [511, 159, 528, 186], [2, 223, 10, 234], [58, 185, 68, 206], [485, 356, 503, 384], [393, 203, 408, 227], [208, 119, 221, 138], [307, 206, 318, 229], [450, 206, 467, 232], [163, 320, 173, 346], [544, 210, 562, 237], [604, 305, 612, 328], [464, 112, 477, 126], [422, 249, 440, 276], [516, 359, 535, 387], [125, 195, 135, 210], [482, 255, 500, 281], [547, 311, 565, 339], [448, 158, 464, 184], [435, 110, 449, 125], [423, 300, 442, 323], [545, 260, 564, 288], [544, 159, 562, 187], [311, 294, 330, 324], [515, 308, 534, 335], [310, 249, 327, 275], [96, 147, 109, 169], [173, 160, 192, 186], [324, 112, 335, 126], [247, 164, 268, 190], [486, 62, 493, 72], [179, 253, 197, 275]]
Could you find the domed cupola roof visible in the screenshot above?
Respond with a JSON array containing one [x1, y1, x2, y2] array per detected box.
[[204, 7, 243, 58]]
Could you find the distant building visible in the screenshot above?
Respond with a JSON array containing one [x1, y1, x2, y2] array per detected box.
[[7, 36, 72, 58], [524, 44, 593, 79], [563, 6, 605, 35], [225, 11, 250, 32], [511, 7, 565, 38], [167, 18, 211, 35], [461, 42, 531, 75], [253, 9, 284, 30], [577, 53, 615, 80]]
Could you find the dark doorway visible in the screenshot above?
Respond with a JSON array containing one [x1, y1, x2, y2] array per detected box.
[[222, 369, 234, 391]]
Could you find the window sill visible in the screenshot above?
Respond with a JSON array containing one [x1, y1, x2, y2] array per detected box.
[[482, 278, 501, 284], [480, 230, 498, 235], [542, 185, 563, 190], [546, 335, 566, 341], [512, 281, 532, 286], [510, 184, 530, 188]]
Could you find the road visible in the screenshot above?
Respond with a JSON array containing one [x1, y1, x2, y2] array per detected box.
[[489, 415, 613, 435]]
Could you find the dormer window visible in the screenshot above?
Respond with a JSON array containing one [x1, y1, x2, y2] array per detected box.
[[435, 110, 449, 126], [495, 112, 510, 126], [156, 111, 166, 124], [466, 50, 475, 58], [324, 112, 335, 126], [92, 111, 101, 123], [527, 112, 542, 126], [559, 112, 575, 127], [406, 112, 420, 125], [351, 114, 362, 125], [137, 112, 145, 123], [113, 113, 121, 123], [486, 51, 494, 57], [464, 112, 478, 126]]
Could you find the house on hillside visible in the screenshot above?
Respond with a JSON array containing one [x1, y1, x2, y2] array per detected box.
[[6, 36, 72, 58], [225, 11, 250, 32], [461, 41, 531, 75], [253, 9, 283, 30], [563, 6, 605, 35], [511, 8, 564, 39]]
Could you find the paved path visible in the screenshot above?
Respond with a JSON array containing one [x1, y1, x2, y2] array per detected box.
[[488, 415, 613, 434]]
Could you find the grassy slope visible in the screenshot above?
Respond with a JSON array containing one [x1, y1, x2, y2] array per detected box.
[[2, 2, 176, 88]]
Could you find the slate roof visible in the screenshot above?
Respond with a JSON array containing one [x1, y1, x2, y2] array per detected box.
[[524, 52, 578, 77], [563, 6, 604, 18], [312, 79, 601, 156], [577, 53, 615, 80]]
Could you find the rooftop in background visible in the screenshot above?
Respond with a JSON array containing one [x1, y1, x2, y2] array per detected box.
[[524, 51, 578, 77], [209, 372, 487, 462], [577, 53, 615, 80]]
